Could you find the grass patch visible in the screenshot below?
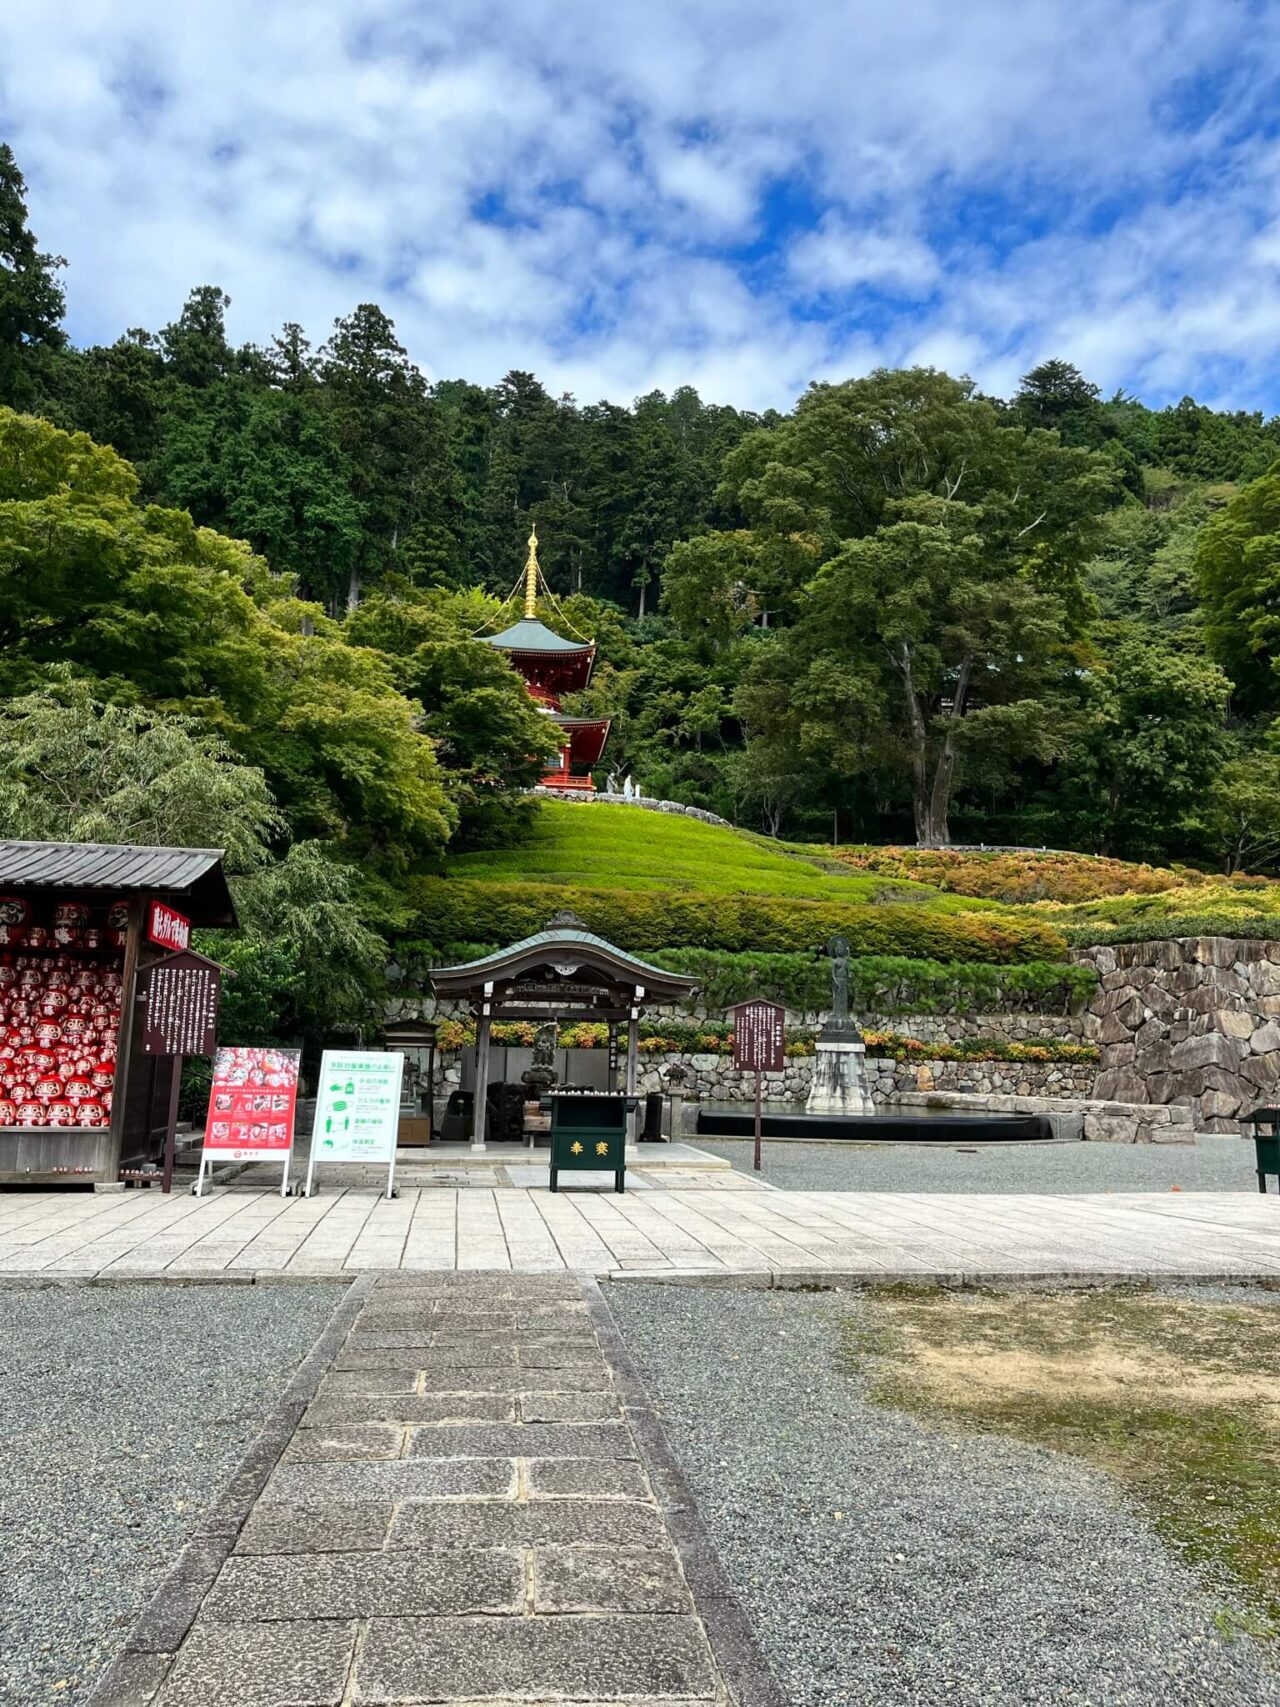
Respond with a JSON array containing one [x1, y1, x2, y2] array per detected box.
[[449, 800, 954, 902], [842, 1288, 1280, 1637]]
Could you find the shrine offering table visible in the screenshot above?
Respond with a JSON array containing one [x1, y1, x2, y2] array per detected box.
[[547, 1092, 629, 1193]]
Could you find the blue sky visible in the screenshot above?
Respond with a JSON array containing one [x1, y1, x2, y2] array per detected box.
[[5, 0, 1280, 413]]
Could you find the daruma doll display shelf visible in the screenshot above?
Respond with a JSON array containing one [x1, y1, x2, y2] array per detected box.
[[0, 894, 125, 1130]]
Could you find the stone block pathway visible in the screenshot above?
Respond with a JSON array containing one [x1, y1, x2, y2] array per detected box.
[[93, 1273, 779, 1706], [2, 1184, 1279, 1282]]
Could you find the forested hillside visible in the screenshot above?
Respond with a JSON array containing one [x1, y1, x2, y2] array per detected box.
[[8, 137, 1280, 1045]]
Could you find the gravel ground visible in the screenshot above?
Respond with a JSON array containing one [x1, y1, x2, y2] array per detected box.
[[609, 1283, 1280, 1707], [692, 1133, 1262, 1193], [0, 1280, 342, 1705]]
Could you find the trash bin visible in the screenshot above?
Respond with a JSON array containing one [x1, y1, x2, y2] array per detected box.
[[1242, 1106, 1280, 1194]]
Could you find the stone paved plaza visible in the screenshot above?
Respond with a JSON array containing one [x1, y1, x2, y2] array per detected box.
[[91, 1271, 779, 1707], [3, 1174, 1279, 1281]]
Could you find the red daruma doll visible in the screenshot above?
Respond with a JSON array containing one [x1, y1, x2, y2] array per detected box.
[[45, 1098, 77, 1127], [15, 1099, 45, 1127], [76, 1099, 106, 1128], [0, 1098, 16, 1126]]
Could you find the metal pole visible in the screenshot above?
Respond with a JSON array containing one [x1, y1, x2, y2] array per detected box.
[[161, 1054, 182, 1194], [754, 1067, 762, 1172]]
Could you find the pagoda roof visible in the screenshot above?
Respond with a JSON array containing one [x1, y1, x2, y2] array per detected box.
[[482, 616, 593, 656]]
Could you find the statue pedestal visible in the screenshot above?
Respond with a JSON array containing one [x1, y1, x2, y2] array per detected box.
[[806, 1030, 874, 1117]]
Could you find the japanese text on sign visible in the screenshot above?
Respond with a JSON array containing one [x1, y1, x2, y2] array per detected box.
[[730, 999, 786, 1073], [202, 1046, 301, 1161], [140, 955, 221, 1056], [311, 1051, 404, 1164], [147, 900, 191, 952]]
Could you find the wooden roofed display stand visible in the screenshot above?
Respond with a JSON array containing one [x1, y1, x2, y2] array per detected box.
[[0, 842, 236, 1188], [429, 914, 698, 1180]]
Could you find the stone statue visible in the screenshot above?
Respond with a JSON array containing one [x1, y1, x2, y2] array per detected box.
[[522, 1020, 559, 1098], [807, 932, 873, 1116]]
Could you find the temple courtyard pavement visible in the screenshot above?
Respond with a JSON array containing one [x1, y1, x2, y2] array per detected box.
[[3, 1138, 1278, 1283]]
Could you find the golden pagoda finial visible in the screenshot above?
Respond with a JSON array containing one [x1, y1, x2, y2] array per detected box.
[[523, 525, 540, 618]]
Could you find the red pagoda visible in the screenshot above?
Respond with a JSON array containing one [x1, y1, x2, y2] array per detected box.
[[482, 528, 610, 792]]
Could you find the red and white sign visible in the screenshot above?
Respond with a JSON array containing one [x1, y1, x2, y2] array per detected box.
[[201, 1045, 301, 1163], [147, 901, 191, 952]]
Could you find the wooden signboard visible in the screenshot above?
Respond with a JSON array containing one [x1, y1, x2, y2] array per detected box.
[[139, 951, 222, 1058], [731, 999, 786, 1073], [729, 999, 786, 1172]]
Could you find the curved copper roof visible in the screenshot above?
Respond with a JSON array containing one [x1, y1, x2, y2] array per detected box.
[[482, 617, 594, 656]]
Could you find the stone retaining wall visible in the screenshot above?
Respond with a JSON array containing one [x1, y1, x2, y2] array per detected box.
[[888, 1090, 1195, 1145], [1080, 937, 1280, 1132], [631, 1051, 1097, 1104]]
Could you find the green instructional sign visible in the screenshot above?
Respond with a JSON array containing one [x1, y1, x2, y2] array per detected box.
[[304, 1049, 405, 1198]]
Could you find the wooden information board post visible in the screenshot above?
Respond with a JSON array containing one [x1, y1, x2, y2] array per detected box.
[[136, 948, 222, 1191], [728, 999, 786, 1172]]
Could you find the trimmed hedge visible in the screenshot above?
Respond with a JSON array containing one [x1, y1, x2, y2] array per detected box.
[[407, 877, 1067, 965], [647, 949, 1096, 1017]]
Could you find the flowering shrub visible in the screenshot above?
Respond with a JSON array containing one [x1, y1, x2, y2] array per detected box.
[[832, 847, 1188, 904], [433, 1015, 1096, 1066]]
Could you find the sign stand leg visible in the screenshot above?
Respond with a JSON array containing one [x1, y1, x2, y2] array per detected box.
[[303, 1143, 317, 1200], [161, 1054, 183, 1194], [193, 1152, 207, 1197], [281, 1147, 292, 1199], [754, 1067, 762, 1172], [386, 1142, 398, 1201]]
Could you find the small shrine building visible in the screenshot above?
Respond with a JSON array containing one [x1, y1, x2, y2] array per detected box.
[[482, 529, 610, 792]]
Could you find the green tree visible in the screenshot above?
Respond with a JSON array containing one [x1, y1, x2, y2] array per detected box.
[[1201, 750, 1280, 874], [699, 371, 1116, 843], [0, 408, 455, 863], [319, 305, 456, 607], [0, 673, 282, 870], [205, 843, 391, 1049], [0, 144, 66, 408], [1197, 463, 1280, 711], [1057, 634, 1231, 856]]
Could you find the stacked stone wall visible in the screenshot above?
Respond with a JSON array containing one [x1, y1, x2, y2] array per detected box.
[[1080, 938, 1280, 1132]]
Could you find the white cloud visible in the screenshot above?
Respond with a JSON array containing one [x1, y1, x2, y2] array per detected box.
[[2, 0, 1280, 410]]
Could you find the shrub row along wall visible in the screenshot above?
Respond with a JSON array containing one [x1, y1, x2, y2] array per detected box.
[[646, 950, 1096, 1022], [408, 877, 1067, 964]]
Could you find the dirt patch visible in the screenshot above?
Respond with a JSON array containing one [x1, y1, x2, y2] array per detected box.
[[844, 1288, 1280, 1638]]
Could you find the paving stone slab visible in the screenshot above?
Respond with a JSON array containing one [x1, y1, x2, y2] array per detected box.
[[312, 1369, 420, 1397], [532, 1544, 691, 1613], [387, 1498, 669, 1550], [282, 1423, 405, 1463], [263, 1458, 517, 1504], [352, 1613, 718, 1703], [345, 1335, 519, 1360], [204, 1549, 524, 1620], [155, 1619, 357, 1707], [236, 1502, 394, 1555], [526, 1458, 653, 1501], [518, 1390, 622, 1422], [406, 1422, 635, 1461], [306, 1393, 517, 1427]]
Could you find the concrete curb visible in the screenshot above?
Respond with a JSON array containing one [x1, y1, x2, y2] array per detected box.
[[600, 1266, 1280, 1289], [583, 1275, 789, 1707], [86, 1272, 377, 1706]]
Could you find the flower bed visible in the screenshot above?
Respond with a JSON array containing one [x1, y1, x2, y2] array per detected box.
[[434, 1014, 1096, 1067]]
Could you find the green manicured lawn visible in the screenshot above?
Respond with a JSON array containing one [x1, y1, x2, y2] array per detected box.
[[449, 800, 948, 902]]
